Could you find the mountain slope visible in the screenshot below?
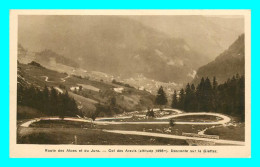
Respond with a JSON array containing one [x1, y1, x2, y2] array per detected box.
[[18, 61, 155, 116], [193, 34, 245, 84], [18, 15, 209, 83], [18, 44, 79, 68], [131, 15, 244, 60]]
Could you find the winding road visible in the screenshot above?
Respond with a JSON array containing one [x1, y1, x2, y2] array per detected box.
[[103, 130, 244, 146], [20, 110, 231, 127], [95, 108, 182, 122], [156, 112, 231, 125], [153, 108, 183, 114], [19, 109, 243, 145], [41, 74, 70, 83], [60, 75, 70, 82], [95, 109, 231, 125], [20, 117, 91, 128]]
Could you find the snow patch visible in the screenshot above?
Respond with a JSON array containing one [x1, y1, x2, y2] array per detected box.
[[187, 70, 197, 79]]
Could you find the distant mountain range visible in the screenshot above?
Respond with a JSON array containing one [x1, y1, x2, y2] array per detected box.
[[18, 15, 244, 84], [18, 44, 79, 68], [131, 15, 244, 60], [193, 34, 245, 84], [35, 49, 79, 68]]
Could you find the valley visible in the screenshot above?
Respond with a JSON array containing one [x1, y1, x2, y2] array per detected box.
[[16, 15, 246, 146]]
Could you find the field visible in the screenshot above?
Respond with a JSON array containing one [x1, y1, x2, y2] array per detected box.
[[97, 124, 209, 135], [77, 84, 100, 92], [173, 115, 223, 122], [99, 123, 244, 141], [17, 105, 45, 120], [17, 127, 188, 145], [204, 123, 245, 141], [30, 120, 92, 128]]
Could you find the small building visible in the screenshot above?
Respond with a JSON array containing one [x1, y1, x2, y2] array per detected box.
[[113, 87, 124, 93]]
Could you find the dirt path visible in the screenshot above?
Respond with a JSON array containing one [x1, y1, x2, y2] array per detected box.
[[95, 111, 231, 125], [60, 75, 70, 82], [94, 120, 227, 125], [153, 108, 183, 114], [42, 75, 70, 83], [103, 130, 245, 146], [156, 112, 231, 125], [41, 76, 52, 82], [95, 108, 183, 121], [20, 117, 91, 128]]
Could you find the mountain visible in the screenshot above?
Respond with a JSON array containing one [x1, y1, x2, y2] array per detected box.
[[193, 34, 245, 84], [131, 15, 244, 60], [35, 49, 79, 68], [18, 44, 79, 68], [18, 15, 211, 84], [18, 61, 155, 116]]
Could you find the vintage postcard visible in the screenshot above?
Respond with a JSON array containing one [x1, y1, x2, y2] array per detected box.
[[9, 10, 251, 158]]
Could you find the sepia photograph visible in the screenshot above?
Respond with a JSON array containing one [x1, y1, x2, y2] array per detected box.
[[9, 10, 251, 158]]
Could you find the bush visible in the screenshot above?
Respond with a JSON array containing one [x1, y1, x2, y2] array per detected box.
[[169, 119, 175, 127], [146, 109, 155, 117]]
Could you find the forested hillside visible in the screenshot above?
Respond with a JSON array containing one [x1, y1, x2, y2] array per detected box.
[[194, 34, 245, 84], [172, 75, 245, 121], [17, 61, 155, 119], [17, 85, 80, 119]]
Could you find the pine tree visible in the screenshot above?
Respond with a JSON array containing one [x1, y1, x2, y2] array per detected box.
[[213, 76, 218, 90], [50, 87, 58, 116], [17, 84, 79, 118], [190, 84, 197, 112], [212, 76, 218, 112], [184, 83, 192, 111], [196, 77, 205, 111], [35, 87, 43, 111], [155, 86, 168, 106], [203, 77, 213, 112], [237, 75, 245, 121], [42, 85, 49, 114], [109, 96, 118, 115], [57, 93, 64, 119], [110, 96, 116, 107], [178, 88, 185, 110], [17, 84, 24, 105], [171, 90, 178, 109], [174, 75, 245, 122]]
